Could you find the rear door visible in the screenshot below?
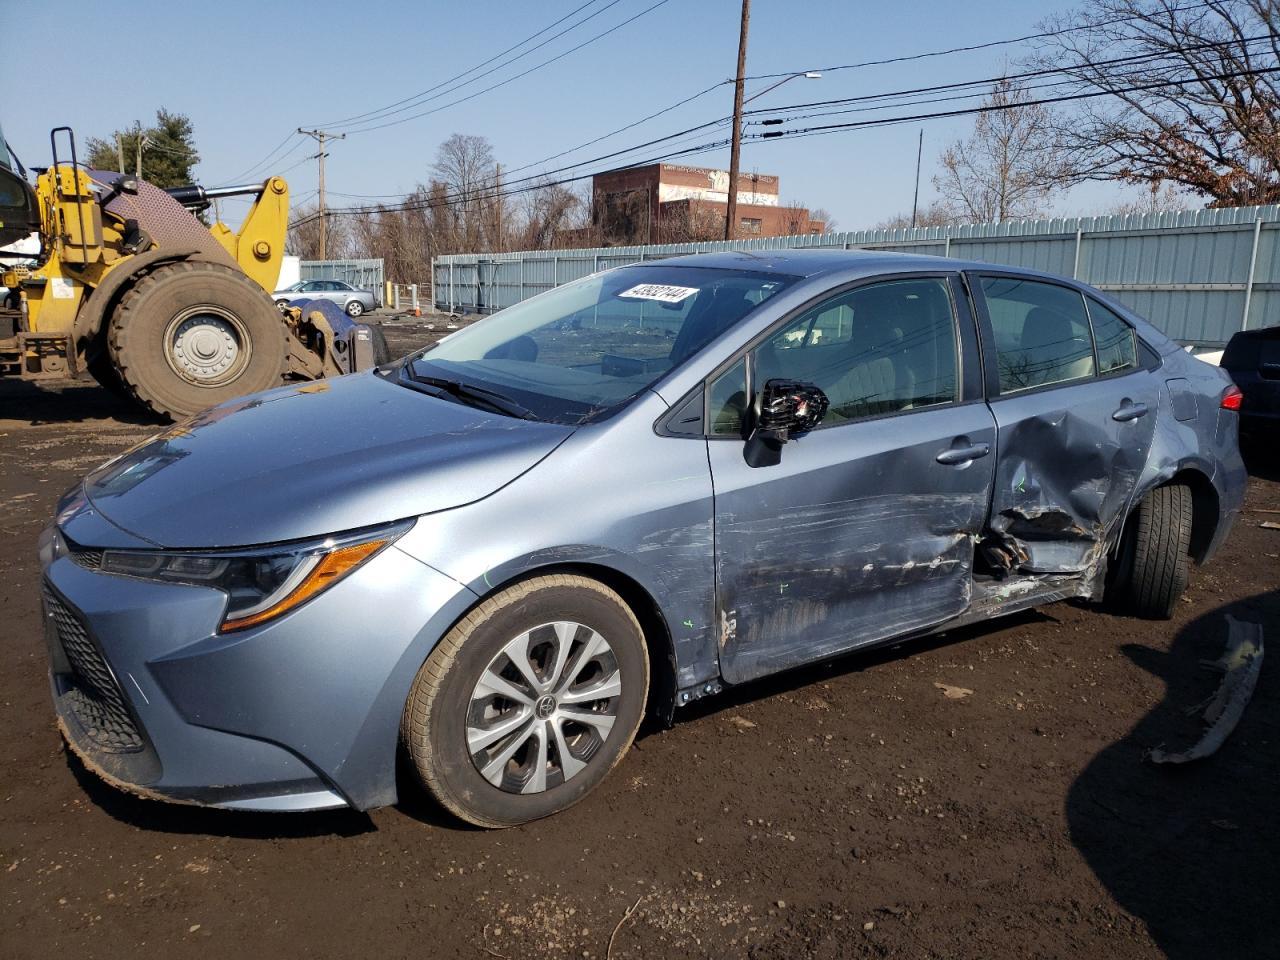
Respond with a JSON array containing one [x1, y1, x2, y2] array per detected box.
[[969, 273, 1159, 573], [708, 274, 997, 684]]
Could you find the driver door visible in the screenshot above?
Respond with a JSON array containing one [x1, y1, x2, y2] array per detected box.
[[707, 275, 997, 684]]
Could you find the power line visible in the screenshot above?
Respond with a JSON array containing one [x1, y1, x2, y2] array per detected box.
[[739, 33, 1278, 122], [317, 0, 627, 130], [738, 0, 1220, 81], [743, 36, 1279, 128], [215, 131, 301, 187], [291, 60, 1279, 227], [312, 34, 1269, 216], [335, 0, 673, 135], [219, 0, 1219, 192]]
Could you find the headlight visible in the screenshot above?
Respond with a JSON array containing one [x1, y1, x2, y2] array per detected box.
[[75, 520, 412, 632]]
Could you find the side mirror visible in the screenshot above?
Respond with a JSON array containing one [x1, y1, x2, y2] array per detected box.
[[744, 378, 829, 468]]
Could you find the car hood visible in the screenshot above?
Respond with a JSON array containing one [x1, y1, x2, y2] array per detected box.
[[81, 372, 574, 548]]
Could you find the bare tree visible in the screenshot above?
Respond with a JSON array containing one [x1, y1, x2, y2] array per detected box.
[[934, 79, 1069, 221], [808, 207, 838, 232], [1099, 181, 1191, 216], [432, 133, 495, 251], [1031, 0, 1280, 206], [517, 182, 583, 249], [874, 201, 962, 230], [658, 201, 724, 242], [287, 204, 350, 259]]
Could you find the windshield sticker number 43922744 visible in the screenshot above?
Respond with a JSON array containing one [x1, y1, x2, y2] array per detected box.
[[618, 284, 700, 303]]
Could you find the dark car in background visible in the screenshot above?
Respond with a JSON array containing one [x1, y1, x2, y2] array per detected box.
[[1222, 325, 1280, 444], [40, 250, 1245, 827]]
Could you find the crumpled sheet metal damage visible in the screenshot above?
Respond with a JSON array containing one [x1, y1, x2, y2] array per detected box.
[[983, 406, 1139, 576], [1149, 616, 1264, 765]]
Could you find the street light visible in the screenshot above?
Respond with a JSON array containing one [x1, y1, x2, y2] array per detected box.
[[743, 70, 822, 105], [727, 70, 821, 240]]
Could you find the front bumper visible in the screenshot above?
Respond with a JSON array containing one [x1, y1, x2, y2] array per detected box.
[[42, 532, 477, 812]]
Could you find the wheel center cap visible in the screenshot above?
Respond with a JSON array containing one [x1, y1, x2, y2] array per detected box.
[[191, 330, 221, 359], [535, 694, 557, 719]]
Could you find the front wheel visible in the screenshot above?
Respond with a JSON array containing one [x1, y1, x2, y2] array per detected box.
[[108, 261, 287, 420], [1109, 483, 1192, 619], [345, 299, 365, 317], [401, 574, 649, 827]]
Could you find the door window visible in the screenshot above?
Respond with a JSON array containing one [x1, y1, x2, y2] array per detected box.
[[981, 277, 1096, 392], [710, 277, 959, 430], [1086, 299, 1138, 374]]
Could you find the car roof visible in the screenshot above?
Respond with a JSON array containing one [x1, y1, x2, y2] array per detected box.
[[638, 247, 1050, 281]]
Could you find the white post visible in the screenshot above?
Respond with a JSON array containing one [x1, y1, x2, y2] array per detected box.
[[410, 284, 418, 311], [1242, 217, 1263, 330], [1072, 227, 1083, 279]]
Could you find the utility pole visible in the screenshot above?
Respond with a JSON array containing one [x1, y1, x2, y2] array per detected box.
[[135, 128, 150, 179], [494, 163, 502, 252], [724, 0, 750, 241], [115, 133, 125, 174], [911, 128, 924, 229], [298, 127, 346, 259]]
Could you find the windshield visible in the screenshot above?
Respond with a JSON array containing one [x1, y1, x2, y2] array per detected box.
[[406, 265, 795, 423]]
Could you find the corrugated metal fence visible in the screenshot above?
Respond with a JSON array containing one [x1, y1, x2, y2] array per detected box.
[[300, 258, 385, 295], [432, 205, 1280, 346]]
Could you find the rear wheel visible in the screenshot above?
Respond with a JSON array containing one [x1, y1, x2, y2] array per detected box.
[[345, 299, 365, 317], [109, 261, 287, 420], [401, 574, 649, 827], [1109, 483, 1193, 619]]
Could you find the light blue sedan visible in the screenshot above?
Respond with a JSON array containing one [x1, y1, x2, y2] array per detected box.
[[40, 250, 1244, 826]]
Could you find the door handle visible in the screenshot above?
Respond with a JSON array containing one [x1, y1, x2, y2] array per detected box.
[[936, 441, 991, 465], [1112, 401, 1148, 422]]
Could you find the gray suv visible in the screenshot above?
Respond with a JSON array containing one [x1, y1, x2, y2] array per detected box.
[[274, 279, 377, 317], [40, 250, 1244, 827]]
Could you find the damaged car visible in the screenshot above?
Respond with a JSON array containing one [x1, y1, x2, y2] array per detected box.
[[39, 250, 1245, 826]]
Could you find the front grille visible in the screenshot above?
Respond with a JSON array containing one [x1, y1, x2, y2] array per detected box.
[[43, 584, 144, 753], [70, 548, 104, 571]]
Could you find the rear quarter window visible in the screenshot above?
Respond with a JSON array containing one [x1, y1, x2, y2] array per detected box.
[[1086, 299, 1138, 375]]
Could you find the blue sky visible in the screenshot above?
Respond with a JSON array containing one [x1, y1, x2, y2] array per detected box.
[[5, 0, 1148, 231]]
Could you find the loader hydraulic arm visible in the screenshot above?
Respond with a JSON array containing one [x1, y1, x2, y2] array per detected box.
[[198, 176, 289, 295]]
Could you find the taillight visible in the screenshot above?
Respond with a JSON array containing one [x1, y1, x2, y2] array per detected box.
[[1221, 384, 1243, 411]]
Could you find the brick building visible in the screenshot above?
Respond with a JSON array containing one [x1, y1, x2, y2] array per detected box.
[[585, 163, 825, 245]]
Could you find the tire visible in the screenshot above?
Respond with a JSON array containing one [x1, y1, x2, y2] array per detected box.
[[86, 348, 131, 399], [1110, 484, 1193, 619], [345, 299, 365, 318], [275, 298, 290, 309], [108, 261, 288, 420], [401, 574, 649, 827]]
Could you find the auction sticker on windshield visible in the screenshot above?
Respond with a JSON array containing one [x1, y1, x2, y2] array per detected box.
[[618, 284, 699, 303]]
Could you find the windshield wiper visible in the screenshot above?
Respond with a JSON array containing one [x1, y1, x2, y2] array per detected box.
[[405, 371, 538, 420]]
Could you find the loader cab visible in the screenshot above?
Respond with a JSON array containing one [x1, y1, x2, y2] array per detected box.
[[0, 153, 40, 250]]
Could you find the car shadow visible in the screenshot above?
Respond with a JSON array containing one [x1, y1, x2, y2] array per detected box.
[[1066, 589, 1278, 959], [1242, 440, 1280, 482], [674, 606, 1060, 724], [0, 379, 164, 427], [63, 750, 377, 839]]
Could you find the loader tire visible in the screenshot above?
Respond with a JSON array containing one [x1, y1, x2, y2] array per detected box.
[[1110, 483, 1193, 620], [109, 261, 288, 421], [86, 349, 130, 399]]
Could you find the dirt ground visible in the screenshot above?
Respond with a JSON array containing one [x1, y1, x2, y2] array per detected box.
[[2, 318, 1277, 960]]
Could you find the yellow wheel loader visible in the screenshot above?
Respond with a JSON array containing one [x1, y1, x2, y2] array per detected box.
[[0, 127, 385, 420]]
